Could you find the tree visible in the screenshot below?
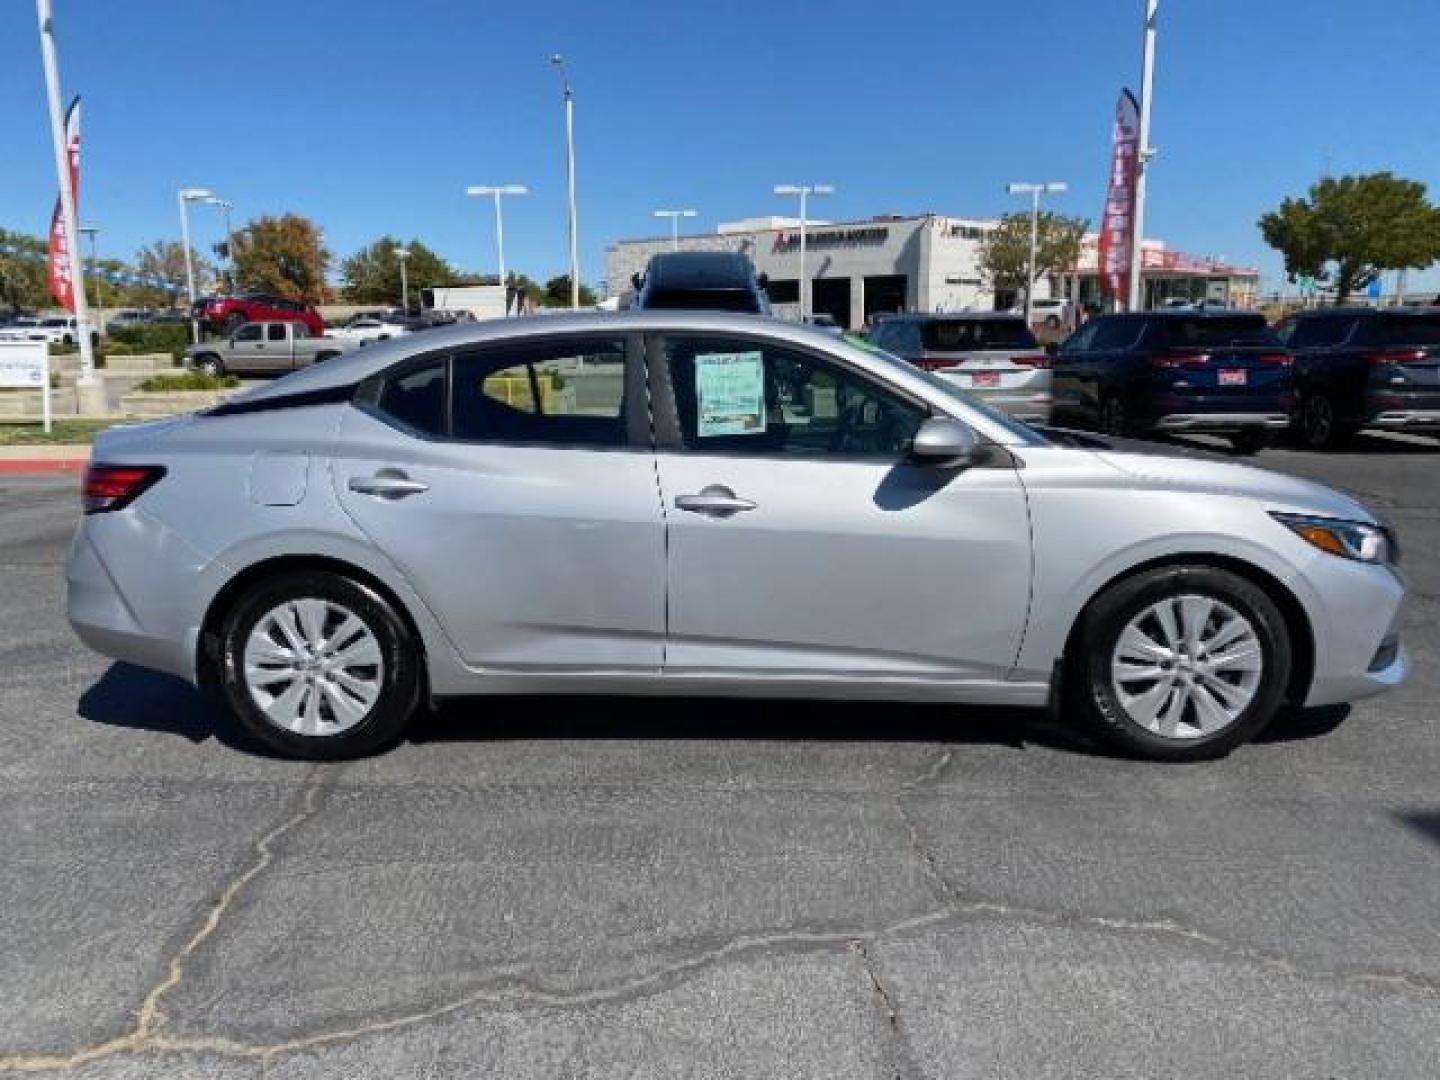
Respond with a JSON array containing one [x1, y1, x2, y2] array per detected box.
[[231, 213, 331, 302], [977, 212, 1088, 302], [340, 237, 460, 304], [0, 228, 49, 312], [134, 240, 213, 305], [541, 275, 596, 308], [1259, 172, 1440, 302]]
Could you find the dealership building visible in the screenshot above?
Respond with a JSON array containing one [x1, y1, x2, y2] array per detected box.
[[604, 213, 1259, 329]]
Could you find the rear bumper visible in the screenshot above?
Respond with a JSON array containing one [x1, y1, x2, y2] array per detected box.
[[1365, 409, 1440, 431], [967, 389, 1053, 424], [1152, 412, 1290, 432]]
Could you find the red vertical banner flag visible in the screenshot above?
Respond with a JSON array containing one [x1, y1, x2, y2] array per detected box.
[[1097, 89, 1139, 304], [47, 96, 82, 311]]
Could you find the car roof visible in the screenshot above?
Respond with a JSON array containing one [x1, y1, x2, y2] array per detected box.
[[644, 251, 755, 288], [886, 312, 1027, 323], [1294, 305, 1440, 318]]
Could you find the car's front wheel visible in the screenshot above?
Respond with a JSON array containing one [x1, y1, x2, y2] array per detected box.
[[193, 353, 224, 377], [218, 570, 421, 759], [1069, 565, 1292, 760]]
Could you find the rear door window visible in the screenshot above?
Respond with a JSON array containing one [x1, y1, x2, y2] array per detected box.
[[1289, 317, 1356, 349], [1370, 314, 1440, 347], [266, 324, 288, 342]]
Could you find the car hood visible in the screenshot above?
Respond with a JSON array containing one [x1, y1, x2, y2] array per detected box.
[[1094, 445, 1377, 523]]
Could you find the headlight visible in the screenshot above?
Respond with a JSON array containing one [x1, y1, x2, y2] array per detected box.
[[1271, 512, 1396, 564]]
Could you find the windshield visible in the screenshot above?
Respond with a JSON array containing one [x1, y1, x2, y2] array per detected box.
[[843, 334, 1051, 446], [922, 318, 1038, 351]]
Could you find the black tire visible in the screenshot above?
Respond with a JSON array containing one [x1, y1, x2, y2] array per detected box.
[[1066, 565, 1292, 761], [1227, 430, 1268, 455], [223, 312, 248, 335], [1294, 389, 1348, 450], [218, 570, 422, 760], [1100, 394, 1128, 436], [193, 353, 224, 377]]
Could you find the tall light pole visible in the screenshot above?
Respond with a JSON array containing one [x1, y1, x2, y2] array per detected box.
[[774, 184, 833, 320], [395, 247, 411, 313], [78, 225, 101, 333], [551, 55, 580, 309], [1005, 181, 1068, 327], [35, 0, 100, 403], [467, 185, 528, 301], [204, 196, 234, 292], [1128, 0, 1159, 312], [653, 209, 697, 251], [178, 187, 214, 343]]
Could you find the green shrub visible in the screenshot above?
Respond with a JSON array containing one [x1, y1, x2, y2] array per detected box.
[[137, 372, 240, 392], [110, 323, 193, 360], [102, 341, 133, 356]]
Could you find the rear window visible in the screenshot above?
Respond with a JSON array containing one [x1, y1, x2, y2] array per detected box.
[[921, 319, 1037, 351], [1167, 316, 1276, 348], [1372, 314, 1440, 346], [643, 288, 760, 313]]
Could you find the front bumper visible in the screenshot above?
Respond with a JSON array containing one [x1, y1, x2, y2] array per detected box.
[[1153, 412, 1290, 433]]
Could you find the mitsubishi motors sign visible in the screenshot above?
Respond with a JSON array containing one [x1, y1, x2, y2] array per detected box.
[[1097, 89, 1140, 302]]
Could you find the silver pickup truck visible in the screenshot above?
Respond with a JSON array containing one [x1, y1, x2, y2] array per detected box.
[[185, 321, 345, 377]]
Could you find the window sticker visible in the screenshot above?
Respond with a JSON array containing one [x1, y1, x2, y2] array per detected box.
[[695, 351, 766, 437]]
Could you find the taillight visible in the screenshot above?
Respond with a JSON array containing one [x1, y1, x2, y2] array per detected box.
[[1367, 349, 1431, 366], [1256, 353, 1293, 367], [1150, 353, 1210, 369], [1012, 354, 1053, 369], [912, 357, 950, 371], [82, 464, 166, 514]]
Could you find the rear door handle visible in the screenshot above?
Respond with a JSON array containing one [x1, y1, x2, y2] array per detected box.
[[674, 485, 756, 516], [348, 472, 429, 499]]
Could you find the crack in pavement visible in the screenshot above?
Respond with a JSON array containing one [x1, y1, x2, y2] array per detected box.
[[0, 766, 331, 1075], [7, 772, 1440, 1073], [849, 936, 926, 1080]]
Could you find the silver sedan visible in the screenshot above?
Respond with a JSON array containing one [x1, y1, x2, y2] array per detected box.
[[67, 311, 1407, 761]]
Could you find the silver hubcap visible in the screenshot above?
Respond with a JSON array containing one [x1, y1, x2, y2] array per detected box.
[[242, 599, 383, 736], [1110, 595, 1263, 740]]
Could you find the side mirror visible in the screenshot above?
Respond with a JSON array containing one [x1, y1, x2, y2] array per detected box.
[[631, 272, 644, 292], [757, 272, 770, 290], [910, 417, 978, 468]]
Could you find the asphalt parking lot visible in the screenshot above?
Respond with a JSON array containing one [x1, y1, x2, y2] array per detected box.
[[1, 434, 1437, 1079]]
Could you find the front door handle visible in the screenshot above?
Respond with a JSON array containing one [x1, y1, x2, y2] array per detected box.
[[348, 471, 429, 499], [674, 484, 756, 516]]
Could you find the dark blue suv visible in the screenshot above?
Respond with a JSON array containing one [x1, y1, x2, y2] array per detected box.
[[1052, 310, 1294, 452], [1277, 307, 1440, 449]]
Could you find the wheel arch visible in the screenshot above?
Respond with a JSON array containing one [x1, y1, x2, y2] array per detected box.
[[1059, 552, 1316, 708], [196, 553, 430, 698]]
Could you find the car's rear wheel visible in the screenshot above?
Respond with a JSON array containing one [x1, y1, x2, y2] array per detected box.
[[1068, 565, 1292, 761], [1100, 394, 1128, 436], [1295, 389, 1349, 450], [218, 571, 421, 759], [193, 353, 224, 377]]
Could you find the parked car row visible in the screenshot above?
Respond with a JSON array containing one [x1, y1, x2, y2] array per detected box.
[[860, 306, 1440, 453], [0, 315, 99, 348]]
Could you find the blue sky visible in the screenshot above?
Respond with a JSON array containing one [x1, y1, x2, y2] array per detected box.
[[2, 0, 1437, 294]]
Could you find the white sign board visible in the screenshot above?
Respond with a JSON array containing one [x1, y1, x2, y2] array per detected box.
[[0, 341, 48, 388], [695, 350, 766, 437], [0, 341, 52, 432]]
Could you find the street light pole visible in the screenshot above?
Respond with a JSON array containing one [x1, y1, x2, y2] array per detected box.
[[467, 185, 529, 307], [653, 209, 697, 251], [551, 55, 580, 309], [774, 184, 833, 320], [177, 187, 213, 344], [1128, 0, 1159, 312], [1005, 181, 1068, 327], [35, 0, 99, 399], [395, 247, 411, 314], [205, 197, 234, 292]]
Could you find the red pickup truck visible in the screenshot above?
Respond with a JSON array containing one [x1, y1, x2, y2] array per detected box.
[[194, 294, 325, 337]]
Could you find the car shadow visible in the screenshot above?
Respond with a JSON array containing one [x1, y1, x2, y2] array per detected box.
[[78, 663, 1352, 760], [78, 662, 287, 758], [1395, 809, 1440, 850]]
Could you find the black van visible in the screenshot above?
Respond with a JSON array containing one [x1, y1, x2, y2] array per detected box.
[[631, 252, 770, 314]]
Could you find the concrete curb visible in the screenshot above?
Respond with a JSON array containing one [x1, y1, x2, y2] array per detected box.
[[0, 445, 91, 475]]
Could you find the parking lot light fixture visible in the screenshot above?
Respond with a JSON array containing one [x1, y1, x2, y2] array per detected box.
[[177, 187, 216, 344], [467, 185, 529, 298], [773, 184, 834, 320], [395, 247, 412, 313], [1005, 181, 1068, 329], [551, 55, 580, 309], [653, 209, 698, 251], [203, 197, 235, 292]]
